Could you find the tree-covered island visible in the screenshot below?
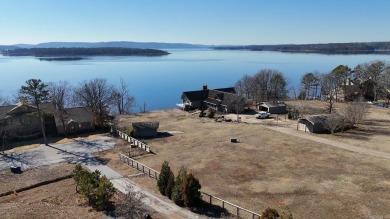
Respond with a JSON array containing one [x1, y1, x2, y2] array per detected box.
[[2, 47, 170, 57]]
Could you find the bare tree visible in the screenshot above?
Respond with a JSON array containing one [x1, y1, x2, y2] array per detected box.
[[48, 81, 72, 135], [115, 187, 148, 219], [235, 74, 253, 99], [296, 100, 309, 118], [74, 78, 114, 127], [324, 114, 345, 134], [0, 93, 12, 106], [339, 100, 368, 127], [112, 78, 136, 115], [320, 72, 338, 113], [379, 69, 390, 104], [231, 96, 246, 122], [249, 69, 288, 105]]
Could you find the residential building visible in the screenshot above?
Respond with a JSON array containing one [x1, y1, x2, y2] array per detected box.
[[179, 85, 244, 113]]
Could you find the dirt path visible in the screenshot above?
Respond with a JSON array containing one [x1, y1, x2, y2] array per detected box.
[[263, 124, 390, 160]]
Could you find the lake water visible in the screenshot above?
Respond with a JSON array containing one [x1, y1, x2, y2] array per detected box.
[[1, 49, 390, 111]]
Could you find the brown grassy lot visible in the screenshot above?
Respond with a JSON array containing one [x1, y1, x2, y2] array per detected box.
[[0, 179, 104, 219], [0, 164, 104, 219], [0, 163, 159, 219], [114, 108, 390, 219], [0, 163, 74, 194]]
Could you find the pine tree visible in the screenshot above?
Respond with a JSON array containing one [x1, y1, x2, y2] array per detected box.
[[172, 166, 187, 206], [182, 173, 201, 207], [94, 175, 116, 211], [157, 161, 172, 196], [19, 79, 49, 145], [165, 171, 175, 199]]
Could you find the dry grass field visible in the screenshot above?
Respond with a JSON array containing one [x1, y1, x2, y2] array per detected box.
[[0, 163, 159, 219], [114, 108, 390, 219], [0, 164, 104, 219]]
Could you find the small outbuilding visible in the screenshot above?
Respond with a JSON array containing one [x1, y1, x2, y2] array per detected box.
[[298, 115, 328, 133], [132, 122, 159, 138], [298, 114, 345, 133], [259, 102, 287, 114]]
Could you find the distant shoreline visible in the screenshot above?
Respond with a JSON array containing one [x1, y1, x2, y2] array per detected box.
[[213, 42, 390, 55], [213, 48, 390, 55], [2, 47, 170, 57]]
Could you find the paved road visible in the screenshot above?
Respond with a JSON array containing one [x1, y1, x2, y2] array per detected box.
[[0, 136, 199, 218]]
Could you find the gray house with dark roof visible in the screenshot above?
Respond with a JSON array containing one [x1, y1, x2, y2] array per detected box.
[[0, 102, 95, 139], [179, 85, 244, 113], [54, 107, 95, 135]]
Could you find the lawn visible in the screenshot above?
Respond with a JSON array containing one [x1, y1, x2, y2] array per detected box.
[[111, 108, 390, 218]]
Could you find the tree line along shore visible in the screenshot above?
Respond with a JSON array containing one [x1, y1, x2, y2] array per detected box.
[[215, 42, 390, 54]]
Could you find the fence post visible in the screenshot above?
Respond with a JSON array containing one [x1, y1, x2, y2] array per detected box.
[[142, 166, 145, 173], [149, 169, 151, 177], [209, 195, 212, 204], [222, 201, 224, 209], [237, 207, 239, 218]]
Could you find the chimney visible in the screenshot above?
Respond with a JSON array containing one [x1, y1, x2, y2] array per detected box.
[[202, 84, 208, 90]]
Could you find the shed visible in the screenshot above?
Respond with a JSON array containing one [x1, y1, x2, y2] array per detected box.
[[298, 114, 343, 133], [132, 122, 159, 138], [259, 102, 287, 114]]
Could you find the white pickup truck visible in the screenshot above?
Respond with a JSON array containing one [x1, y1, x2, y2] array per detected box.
[[255, 111, 271, 119]]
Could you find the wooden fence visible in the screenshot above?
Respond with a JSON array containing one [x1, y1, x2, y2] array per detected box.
[[117, 131, 151, 153], [119, 153, 261, 219], [119, 153, 159, 179]]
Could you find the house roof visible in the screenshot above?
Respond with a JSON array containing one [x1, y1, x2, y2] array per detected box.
[[180, 86, 243, 111], [132, 122, 159, 130], [299, 114, 340, 125], [260, 101, 286, 108], [182, 90, 207, 102], [0, 105, 16, 119], [214, 87, 236, 94], [181, 87, 236, 102], [40, 102, 55, 113], [204, 97, 221, 105], [0, 102, 55, 119], [220, 92, 241, 106], [64, 107, 93, 124]]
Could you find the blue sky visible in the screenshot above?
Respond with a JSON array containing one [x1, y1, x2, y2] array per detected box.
[[1, 0, 389, 45]]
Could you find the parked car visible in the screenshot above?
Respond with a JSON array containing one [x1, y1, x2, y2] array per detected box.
[[255, 111, 271, 119]]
